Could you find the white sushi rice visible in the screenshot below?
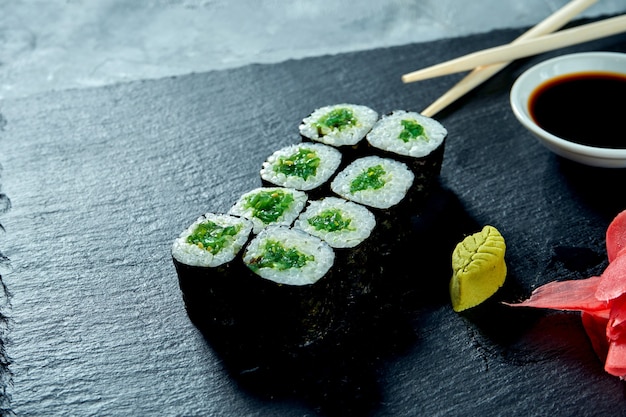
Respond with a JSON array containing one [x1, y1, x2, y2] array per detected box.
[[298, 103, 378, 146], [259, 142, 342, 190], [243, 226, 335, 286], [294, 197, 376, 248], [228, 186, 308, 234], [330, 156, 414, 210], [366, 110, 447, 158], [172, 213, 253, 268]]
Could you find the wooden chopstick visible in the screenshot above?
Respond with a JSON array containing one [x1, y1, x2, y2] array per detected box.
[[421, 0, 598, 117], [403, 13, 626, 84]]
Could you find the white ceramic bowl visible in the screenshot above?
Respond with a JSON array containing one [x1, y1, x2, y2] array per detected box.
[[510, 52, 626, 168]]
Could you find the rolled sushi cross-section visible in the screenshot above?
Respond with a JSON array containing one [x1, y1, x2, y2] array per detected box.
[[171, 213, 254, 329], [299, 104, 378, 147], [366, 110, 447, 159], [260, 143, 342, 191], [243, 225, 335, 286], [294, 197, 379, 306], [228, 187, 308, 234], [330, 155, 414, 210], [242, 226, 339, 348], [172, 213, 253, 268], [294, 197, 376, 249]]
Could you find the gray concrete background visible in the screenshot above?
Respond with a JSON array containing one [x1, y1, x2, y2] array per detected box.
[[0, 0, 624, 100]]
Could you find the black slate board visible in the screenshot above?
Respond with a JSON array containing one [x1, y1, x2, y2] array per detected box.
[[2, 18, 626, 417]]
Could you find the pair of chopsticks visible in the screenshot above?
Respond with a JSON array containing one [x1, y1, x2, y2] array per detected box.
[[407, 0, 626, 117]]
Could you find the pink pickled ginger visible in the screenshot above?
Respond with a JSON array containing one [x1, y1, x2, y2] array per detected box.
[[508, 209, 626, 379]]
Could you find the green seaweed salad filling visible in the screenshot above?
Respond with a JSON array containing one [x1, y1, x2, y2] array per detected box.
[[314, 108, 357, 136], [398, 119, 426, 143], [350, 164, 386, 193], [308, 209, 354, 232], [274, 148, 320, 180], [244, 189, 295, 224], [248, 240, 313, 271], [187, 220, 242, 254]]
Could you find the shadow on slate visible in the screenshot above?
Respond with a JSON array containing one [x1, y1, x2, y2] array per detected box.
[[180, 184, 478, 417]]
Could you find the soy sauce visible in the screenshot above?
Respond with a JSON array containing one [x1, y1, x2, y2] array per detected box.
[[529, 71, 626, 148]]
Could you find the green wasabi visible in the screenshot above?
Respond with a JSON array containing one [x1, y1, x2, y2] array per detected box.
[[350, 165, 386, 193], [398, 119, 426, 143], [274, 148, 320, 180], [186, 220, 241, 255], [244, 189, 295, 224], [248, 240, 314, 271], [307, 209, 354, 232], [315, 108, 357, 136]]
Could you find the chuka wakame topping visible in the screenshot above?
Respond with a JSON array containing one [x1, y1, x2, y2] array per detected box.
[[275, 148, 320, 180], [187, 220, 242, 254], [398, 119, 426, 143], [249, 240, 314, 271], [315, 108, 357, 136], [350, 164, 386, 193], [245, 189, 295, 224], [307, 209, 354, 232]]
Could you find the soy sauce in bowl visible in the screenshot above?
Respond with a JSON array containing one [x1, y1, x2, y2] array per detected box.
[[529, 71, 626, 149], [510, 52, 626, 168]]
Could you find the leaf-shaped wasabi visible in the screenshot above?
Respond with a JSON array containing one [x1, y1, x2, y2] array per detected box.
[[450, 225, 507, 312]]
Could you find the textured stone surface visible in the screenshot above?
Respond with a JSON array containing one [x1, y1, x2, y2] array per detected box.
[[1, 22, 626, 417], [0, 0, 624, 100]]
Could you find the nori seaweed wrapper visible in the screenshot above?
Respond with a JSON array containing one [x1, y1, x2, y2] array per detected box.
[[173, 256, 249, 332]]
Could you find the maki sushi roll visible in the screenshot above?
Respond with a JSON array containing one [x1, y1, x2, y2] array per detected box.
[[330, 155, 414, 211], [259, 143, 342, 198], [294, 197, 379, 304], [172, 213, 253, 268], [243, 225, 335, 286], [171, 213, 254, 329], [366, 110, 446, 160], [366, 110, 447, 205], [241, 225, 337, 348], [228, 186, 308, 234], [294, 197, 376, 250], [299, 104, 378, 165]]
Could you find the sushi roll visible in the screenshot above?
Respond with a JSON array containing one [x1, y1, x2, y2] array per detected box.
[[242, 225, 337, 348], [366, 110, 446, 160], [294, 197, 376, 250], [259, 142, 342, 198], [299, 104, 378, 165], [366, 110, 447, 207], [171, 213, 254, 329], [243, 225, 335, 286], [330, 155, 414, 211], [228, 186, 308, 234], [294, 197, 379, 304], [172, 213, 253, 268]]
